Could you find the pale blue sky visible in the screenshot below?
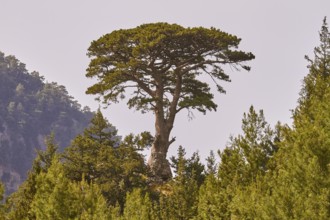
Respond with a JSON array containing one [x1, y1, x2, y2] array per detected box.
[[1, 0, 330, 160]]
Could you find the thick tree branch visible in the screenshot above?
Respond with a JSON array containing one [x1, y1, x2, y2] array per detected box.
[[166, 72, 182, 130], [124, 73, 156, 97]]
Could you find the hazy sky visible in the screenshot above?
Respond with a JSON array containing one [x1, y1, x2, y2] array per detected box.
[[1, 0, 330, 160]]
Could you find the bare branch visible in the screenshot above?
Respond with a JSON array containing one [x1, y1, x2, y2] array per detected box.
[[169, 136, 176, 146]]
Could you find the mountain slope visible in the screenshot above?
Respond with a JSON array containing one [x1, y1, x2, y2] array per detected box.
[[0, 51, 93, 194]]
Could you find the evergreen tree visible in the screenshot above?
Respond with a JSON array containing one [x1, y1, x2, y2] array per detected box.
[[197, 174, 224, 220], [170, 146, 205, 186], [230, 18, 330, 219], [86, 23, 254, 180], [230, 106, 277, 179], [296, 17, 330, 114], [205, 150, 217, 175], [197, 151, 221, 220], [63, 109, 119, 183], [122, 188, 156, 220], [197, 106, 277, 219], [159, 146, 199, 219], [5, 135, 58, 219], [30, 156, 110, 220], [62, 110, 147, 209], [264, 18, 330, 219]]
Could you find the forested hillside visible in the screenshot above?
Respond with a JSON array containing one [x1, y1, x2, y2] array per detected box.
[[0, 52, 93, 194]]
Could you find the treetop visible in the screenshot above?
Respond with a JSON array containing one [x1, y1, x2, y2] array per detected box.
[[86, 22, 254, 116]]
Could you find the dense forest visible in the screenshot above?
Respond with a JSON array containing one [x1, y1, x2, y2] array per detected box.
[[0, 19, 330, 219], [0, 52, 93, 194]]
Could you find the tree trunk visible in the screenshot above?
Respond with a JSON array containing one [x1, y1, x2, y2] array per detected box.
[[147, 110, 173, 181], [147, 73, 181, 182], [148, 140, 172, 182]]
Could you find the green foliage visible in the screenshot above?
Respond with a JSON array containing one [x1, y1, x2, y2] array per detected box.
[[260, 18, 330, 219], [86, 22, 254, 180], [63, 109, 120, 182], [229, 106, 277, 179], [122, 188, 156, 220], [62, 110, 147, 209], [297, 17, 330, 112], [227, 18, 330, 219], [121, 131, 154, 150], [205, 150, 217, 175], [0, 182, 4, 220], [0, 51, 93, 195], [157, 146, 200, 220], [196, 106, 278, 219], [170, 146, 205, 187], [0, 183, 3, 202], [3, 18, 330, 220], [30, 157, 110, 220], [86, 23, 254, 115], [197, 175, 224, 220], [5, 135, 59, 219], [220, 106, 276, 184]]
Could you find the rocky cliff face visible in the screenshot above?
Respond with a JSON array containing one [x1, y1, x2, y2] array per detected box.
[[0, 51, 93, 194]]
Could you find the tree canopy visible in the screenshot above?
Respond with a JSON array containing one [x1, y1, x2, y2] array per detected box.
[[86, 22, 254, 114], [86, 22, 255, 180]]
